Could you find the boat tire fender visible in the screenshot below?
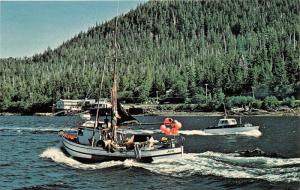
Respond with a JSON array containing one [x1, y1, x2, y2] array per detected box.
[[98, 140, 106, 149], [58, 130, 64, 136]]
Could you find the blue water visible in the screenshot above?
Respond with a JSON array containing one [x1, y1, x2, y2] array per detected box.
[[0, 116, 299, 190]]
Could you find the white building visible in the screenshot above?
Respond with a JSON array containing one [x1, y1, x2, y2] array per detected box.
[[55, 99, 96, 111], [94, 99, 112, 109]]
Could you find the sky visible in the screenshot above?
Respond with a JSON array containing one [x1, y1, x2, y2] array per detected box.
[[0, 1, 145, 58]]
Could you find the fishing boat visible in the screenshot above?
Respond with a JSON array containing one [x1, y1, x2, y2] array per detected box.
[[58, 16, 184, 163], [59, 102, 184, 163], [204, 118, 259, 135]]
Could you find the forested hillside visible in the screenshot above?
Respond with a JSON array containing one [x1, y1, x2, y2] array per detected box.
[[0, 0, 299, 113]]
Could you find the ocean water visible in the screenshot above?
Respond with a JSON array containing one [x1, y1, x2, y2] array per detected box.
[[0, 115, 299, 190]]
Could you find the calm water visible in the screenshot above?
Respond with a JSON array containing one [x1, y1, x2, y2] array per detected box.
[[0, 115, 299, 190]]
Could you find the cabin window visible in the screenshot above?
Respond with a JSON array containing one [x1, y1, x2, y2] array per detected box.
[[221, 120, 228, 124], [78, 129, 83, 136]]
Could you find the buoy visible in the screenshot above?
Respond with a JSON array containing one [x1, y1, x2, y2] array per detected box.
[[174, 120, 182, 129], [165, 127, 171, 135], [171, 127, 178, 135], [160, 125, 166, 132]]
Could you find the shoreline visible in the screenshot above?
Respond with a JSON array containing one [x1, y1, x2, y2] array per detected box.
[[1, 109, 299, 117], [145, 110, 300, 117]]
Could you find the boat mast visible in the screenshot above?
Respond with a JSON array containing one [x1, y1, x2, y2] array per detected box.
[[111, 10, 119, 142]]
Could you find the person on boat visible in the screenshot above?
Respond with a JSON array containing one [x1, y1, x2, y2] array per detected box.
[[102, 120, 111, 129], [78, 127, 83, 136], [146, 136, 156, 148], [104, 118, 109, 125], [125, 135, 135, 150]]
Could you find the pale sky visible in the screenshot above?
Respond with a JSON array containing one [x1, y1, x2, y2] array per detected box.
[[0, 1, 145, 58]]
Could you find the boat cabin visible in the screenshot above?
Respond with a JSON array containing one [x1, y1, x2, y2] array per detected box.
[[217, 119, 238, 128], [77, 120, 105, 145]]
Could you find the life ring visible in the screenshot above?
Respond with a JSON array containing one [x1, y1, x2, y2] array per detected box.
[[63, 133, 77, 141]]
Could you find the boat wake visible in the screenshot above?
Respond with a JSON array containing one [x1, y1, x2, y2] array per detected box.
[[238, 129, 262, 137], [40, 147, 123, 169], [190, 129, 262, 137], [1, 127, 261, 137], [40, 147, 300, 183], [122, 129, 261, 137]]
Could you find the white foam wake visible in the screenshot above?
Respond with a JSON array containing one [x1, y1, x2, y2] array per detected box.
[[121, 129, 261, 137], [40, 147, 123, 170], [40, 147, 300, 183], [239, 129, 262, 137], [129, 152, 300, 183], [188, 129, 262, 137], [180, 129, 262, 137], [121, 129, 209, 135], [2, 126, 261, 137]]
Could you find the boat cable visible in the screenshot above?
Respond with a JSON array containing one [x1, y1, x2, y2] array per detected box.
[[91, 64, 106, 146]]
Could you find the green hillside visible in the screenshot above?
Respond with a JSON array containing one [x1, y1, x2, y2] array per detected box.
[[0, 0, 299, 113]]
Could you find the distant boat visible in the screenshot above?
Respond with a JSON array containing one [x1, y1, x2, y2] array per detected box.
[[204, 118, 259, 135]]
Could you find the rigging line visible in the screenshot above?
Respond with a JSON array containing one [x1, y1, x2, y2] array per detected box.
[[91, 64, 106, 146], [95, 64, 106, 127]]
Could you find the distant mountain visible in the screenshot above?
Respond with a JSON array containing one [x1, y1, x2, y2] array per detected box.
[[0, 0, 299, 113]]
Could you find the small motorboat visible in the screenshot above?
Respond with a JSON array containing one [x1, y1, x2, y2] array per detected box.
[[204, 118, 259, 135]]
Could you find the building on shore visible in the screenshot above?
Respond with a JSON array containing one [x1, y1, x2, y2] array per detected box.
[[55, 99, 95, 111], [55, 99, 111, 112]]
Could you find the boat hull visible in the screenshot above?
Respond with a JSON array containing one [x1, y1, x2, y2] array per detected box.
[[61, 136, 183, 163], [204, 126, 259, 135]]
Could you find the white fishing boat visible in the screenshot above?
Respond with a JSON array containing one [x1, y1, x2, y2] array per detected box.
[[204, 118, 259, 135], [59, 115, 184, 163]]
